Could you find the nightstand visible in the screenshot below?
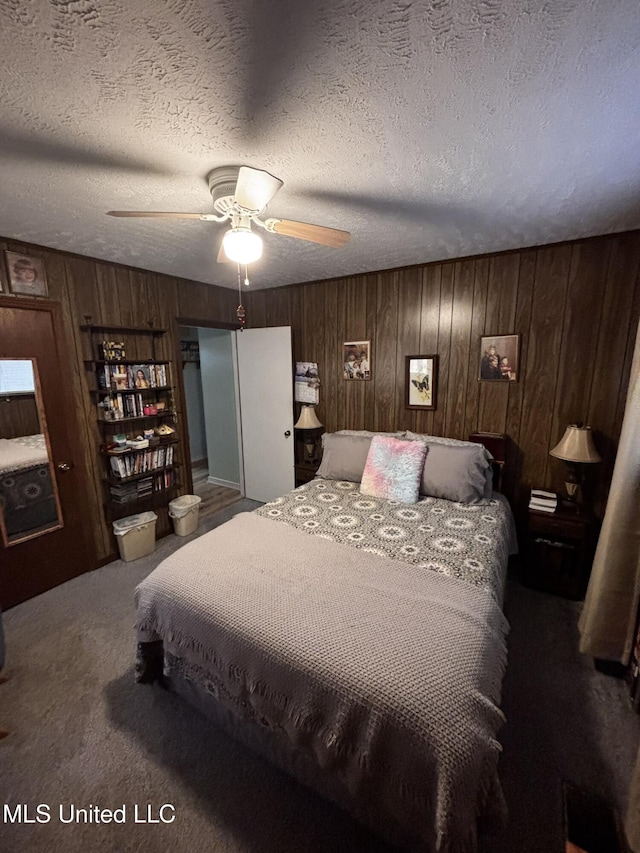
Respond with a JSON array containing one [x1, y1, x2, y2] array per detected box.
[[294, 462, 319, 487], [526, 503, 598, 600], [294, 426, 323, 487]]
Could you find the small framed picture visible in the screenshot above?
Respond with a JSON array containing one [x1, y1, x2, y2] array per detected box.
[[131, 364, 151, 389], [406, 355, 438, 410], [479, 334, 519, 382], [343, 340, 371, 380], [5, 251, 49, 297]]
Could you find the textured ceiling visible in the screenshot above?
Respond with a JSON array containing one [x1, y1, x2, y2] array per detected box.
[[0, 0, 638, 291]]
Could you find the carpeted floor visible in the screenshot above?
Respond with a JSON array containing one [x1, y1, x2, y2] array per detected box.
[[1, 501, 639, 852]]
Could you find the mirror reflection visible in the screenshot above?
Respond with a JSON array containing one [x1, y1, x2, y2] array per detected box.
[[0, 359, 62, 546]]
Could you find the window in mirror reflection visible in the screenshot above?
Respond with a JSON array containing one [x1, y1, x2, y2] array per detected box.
[[0, 358, 63, 546]]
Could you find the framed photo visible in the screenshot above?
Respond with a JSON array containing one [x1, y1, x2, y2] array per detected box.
[[405, 355, 438, 410], [343, 340, 371, 380], [479, 334, 519, 382], [5, 251, 49, 297], [130, 364, 151, 389]]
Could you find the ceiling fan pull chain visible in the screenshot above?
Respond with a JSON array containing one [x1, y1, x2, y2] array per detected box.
[[236, 263, 246, 330]]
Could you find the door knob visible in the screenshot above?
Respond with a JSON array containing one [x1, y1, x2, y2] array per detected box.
[[284, 430, 291, 437], [57, 462, 73, 472]]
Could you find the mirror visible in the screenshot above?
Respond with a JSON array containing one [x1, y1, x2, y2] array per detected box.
[[0, 359, 63, 546]]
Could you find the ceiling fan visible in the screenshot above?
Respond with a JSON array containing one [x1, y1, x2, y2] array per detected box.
[[107, 165, 351, 265]]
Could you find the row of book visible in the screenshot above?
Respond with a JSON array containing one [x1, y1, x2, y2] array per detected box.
[[109, 445, 174, 479], [98, 363, 168, 391], [102, 392, 147, 419], [109, 470, 175, 503], [529, 489, 558, 513]]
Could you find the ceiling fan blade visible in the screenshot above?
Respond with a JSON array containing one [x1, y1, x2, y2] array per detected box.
[[268, 218, 351, 248], [107, 211, 205, 219], [235, 167, 283, 213]]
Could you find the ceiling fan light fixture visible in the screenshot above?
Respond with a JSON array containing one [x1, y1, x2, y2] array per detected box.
[[222, 227, 263, 264]]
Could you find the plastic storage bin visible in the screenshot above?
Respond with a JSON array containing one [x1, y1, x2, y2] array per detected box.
[[169, 494, 202, 537], [112, 511, 157, 562]]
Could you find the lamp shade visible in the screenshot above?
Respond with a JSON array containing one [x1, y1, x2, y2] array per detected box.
[[222, 227, 263, 264], [549, 424, 601, 464], [294, 405, 322, 430]]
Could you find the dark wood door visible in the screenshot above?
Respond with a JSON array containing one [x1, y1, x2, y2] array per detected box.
[[0, 298, 94, 608]]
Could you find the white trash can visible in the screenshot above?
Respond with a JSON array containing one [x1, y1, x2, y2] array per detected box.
[[169, 494, 202, 537], [112, 511, 158, 562]]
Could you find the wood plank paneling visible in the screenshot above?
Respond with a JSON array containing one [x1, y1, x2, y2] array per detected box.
[[518, 244, 572, 493], [0, 395, 39, 438], [432, 263, 454, 437], [395, 267, 422, 430], [2, 229, 640, 566], [505, 249, 536, 507], [446, 260, 474, 438], [588, 234, 640, 513], [246, 232, 640, 526], [462, 257, 489, 439], [373, 271, 399, 433], [1, 240, 241, 564]]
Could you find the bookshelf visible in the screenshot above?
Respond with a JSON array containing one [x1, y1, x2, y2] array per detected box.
[[81, 323, 181, 520]]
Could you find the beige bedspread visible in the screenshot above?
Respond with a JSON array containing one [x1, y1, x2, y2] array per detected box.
[[136, 511, 508, 852], [0, 434, 47, 475]]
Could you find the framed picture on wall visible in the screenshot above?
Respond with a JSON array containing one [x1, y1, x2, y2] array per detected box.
[[478, 334, 519, 382], [4, 251, 49, 297], [343, 340, 371, 380], [405, 355, 438, 410]]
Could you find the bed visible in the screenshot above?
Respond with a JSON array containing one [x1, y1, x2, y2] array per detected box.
[[135, 431, 517, 851], [0, 433, 57, 537]]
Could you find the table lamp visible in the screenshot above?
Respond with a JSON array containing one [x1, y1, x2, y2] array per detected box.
[[549, 423, 601, 501], [294, 405, 323, 463]]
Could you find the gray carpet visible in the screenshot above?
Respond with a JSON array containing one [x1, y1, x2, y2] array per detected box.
[[2, 501, 639, 852]]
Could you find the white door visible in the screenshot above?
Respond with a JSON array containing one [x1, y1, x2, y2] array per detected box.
[[235, 326, 295, 502]]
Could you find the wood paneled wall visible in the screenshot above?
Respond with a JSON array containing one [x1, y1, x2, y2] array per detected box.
[[0, 394, 40, 439], [1, 229, 639, 566], [246, 231, 640, 521], [0, 236, 238, 563]]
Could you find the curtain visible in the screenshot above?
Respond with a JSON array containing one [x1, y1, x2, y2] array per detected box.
[[575, 320, 640, 850], [578, 320, 640, 663]]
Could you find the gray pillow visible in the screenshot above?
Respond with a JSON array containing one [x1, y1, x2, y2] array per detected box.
[[315, 433, 373, 482], [420, 443, 492, 503], [405, 431, 494, 499]]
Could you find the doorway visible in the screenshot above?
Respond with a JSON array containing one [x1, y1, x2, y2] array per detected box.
[[176, 322, 295, 507], [178, 325, 242, 517]]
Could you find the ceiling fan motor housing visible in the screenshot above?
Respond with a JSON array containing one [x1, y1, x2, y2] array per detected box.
[[207, 167, 240, 216]]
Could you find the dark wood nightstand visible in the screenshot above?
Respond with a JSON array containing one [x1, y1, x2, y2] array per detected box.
[[526, 503, 598, 600], [294, 426, 323, 487], [294, 462, 320, 487]]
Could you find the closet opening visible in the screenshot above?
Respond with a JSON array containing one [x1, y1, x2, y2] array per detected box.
[[176, 319, 243, 520]]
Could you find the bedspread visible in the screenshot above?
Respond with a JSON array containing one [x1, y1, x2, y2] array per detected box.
[[0, 435, 56, 536], [136, 511, 509, 852], [0, 434, 48, 475], [256, 479, 516, 604]]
